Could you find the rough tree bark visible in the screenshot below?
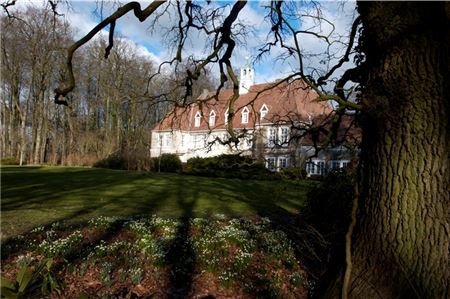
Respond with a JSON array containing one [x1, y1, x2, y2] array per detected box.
[[345, 2, 450, 298]]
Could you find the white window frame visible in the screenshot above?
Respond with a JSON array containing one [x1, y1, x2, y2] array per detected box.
[[241, 107, 249, 124], [280, 127, 289, 145], [164, 133, 172, 147], [278, 157, 288, 169], [181, 134, 187, 148], [246, 137, 253, 147], [306, 159, 326, 175], [194, 134, 204, 148], [268, 127, 277, 146], [266, 157, 276, 171], [194, 111, 201, 127], [209, 110, 216, 127], [306, 162, 315, 175], [157, 134, 163, 146], [222, 133, 228, 142], [260, 104, 269, 119], [341, 160, 350, 168], [330, 159, 351, 170], [331, 160, 340, 170]]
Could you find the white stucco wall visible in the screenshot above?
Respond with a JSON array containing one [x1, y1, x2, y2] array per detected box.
[[150, 129, 254, 162]]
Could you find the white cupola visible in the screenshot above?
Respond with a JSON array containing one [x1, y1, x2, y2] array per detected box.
[[239, 59, 254, 95]]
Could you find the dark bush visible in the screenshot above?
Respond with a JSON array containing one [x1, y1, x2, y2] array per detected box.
[[122, 150, 152, 171], [302, 167, 356, 297], [93, 152, 126, 170], [184, 154, 276, 180], [150, 153, 182, 173], [305, 168, 355, 234], [279, 167, 307, 180], [1, 157, 19, 165]]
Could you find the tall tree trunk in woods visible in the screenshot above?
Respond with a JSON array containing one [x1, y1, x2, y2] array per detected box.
[[33, 90, 45, 164], [344, 2, 450, 298], [19, 97, 30, 166]]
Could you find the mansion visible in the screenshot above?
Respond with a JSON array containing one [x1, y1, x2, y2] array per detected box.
[[151, 64, 357, 176]]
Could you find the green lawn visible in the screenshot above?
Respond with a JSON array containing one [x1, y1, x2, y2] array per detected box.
[[1, 166, 312, 239]]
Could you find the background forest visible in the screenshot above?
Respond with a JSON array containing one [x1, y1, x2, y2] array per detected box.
[[1, 6, 216, 169]]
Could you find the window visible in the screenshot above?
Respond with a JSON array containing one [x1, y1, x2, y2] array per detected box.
[[246, 137, 253, 147], [194, 111, 201, 127], [330, 160, 350, 170], [306, 162, 315, 174], [209, 110, 216, 127], [268, 128, 277, 146], [241, 107, 249, 124], [194, 134, 203, 148], [224, 109, 229, 124], [331, 160, 340, 170], [306, 159, 326, 175], [278, 157, 288, 169], [267, 157, 276, 171], [156, 134, 163, 145], [164, 134, 172, 147], [317, 161, 325, 175], [222, 133, 228, 142], [260, 104, 268, 119], [280, 127, 289, 144]]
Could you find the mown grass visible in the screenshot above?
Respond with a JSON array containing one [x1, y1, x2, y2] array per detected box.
[[1, 166, 313, 239]]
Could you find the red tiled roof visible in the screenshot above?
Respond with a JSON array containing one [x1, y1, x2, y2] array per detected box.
[[153, 80, 332, 132]]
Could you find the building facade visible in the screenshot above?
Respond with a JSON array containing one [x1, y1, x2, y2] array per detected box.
[[151, 65, 356, 175]]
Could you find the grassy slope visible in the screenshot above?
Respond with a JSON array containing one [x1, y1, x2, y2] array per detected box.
[[1, 166, 312, 238]]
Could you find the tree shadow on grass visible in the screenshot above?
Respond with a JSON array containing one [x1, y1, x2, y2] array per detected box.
[[1, 180, 170, 259], [2, 168, 317, 297], [2, 170, 201, 298], [165, 197, 196, 298], [161, 174, 207, 298]]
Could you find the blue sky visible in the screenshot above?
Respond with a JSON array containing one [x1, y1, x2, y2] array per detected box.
[[10, 1, 358, 85]]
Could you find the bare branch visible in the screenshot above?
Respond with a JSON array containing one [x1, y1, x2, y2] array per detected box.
[[104, 20, 116, 59], [54, 0, 167, 105], [317, 16, 361, 86], [1, 0, 16, 18]]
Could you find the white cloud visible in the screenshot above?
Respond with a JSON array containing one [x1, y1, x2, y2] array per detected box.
[[4, 1, 357, 88]]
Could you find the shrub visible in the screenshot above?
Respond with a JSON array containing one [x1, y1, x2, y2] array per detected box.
[[1, 157, 19, 165], [279, 167, 307, 180], [93, 152, 126, 170], [302, 167, 356, 295], [305, 168, 355, 235], [123, 150, 151, 171], [150, 153, 182, 173], [185, 154, 276, 180]]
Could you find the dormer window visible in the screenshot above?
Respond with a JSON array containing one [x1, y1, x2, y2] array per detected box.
[[241, 107, 249, 124], [194, 111, 201, 127], [260, 104, 269, 119], [209, 110, 216, 127]]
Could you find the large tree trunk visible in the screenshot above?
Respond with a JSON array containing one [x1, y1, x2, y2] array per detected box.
[[346, 2, 450, 298]]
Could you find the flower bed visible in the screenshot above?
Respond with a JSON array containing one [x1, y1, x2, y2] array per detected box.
[[1, 216, 309, 298]]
